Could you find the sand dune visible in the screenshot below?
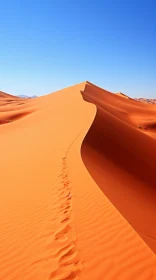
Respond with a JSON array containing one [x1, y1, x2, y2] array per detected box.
[[1, 83, 156, 279], [81, 81, 156, 252], [0, 91, 20, 99]]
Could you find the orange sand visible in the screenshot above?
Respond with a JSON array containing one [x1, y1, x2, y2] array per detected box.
[[1, 83, 156, 279]]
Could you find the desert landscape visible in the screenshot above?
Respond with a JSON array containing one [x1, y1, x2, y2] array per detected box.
[[1, 81, 156, 279]]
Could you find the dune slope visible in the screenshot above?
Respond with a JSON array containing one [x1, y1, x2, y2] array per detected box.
[[1, 84, 156, 279], [81, 81, 156, 253]]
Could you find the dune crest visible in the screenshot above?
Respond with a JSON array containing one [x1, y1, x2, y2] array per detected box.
[[115, 92, 130, 99], [1, 83, 156, 279]]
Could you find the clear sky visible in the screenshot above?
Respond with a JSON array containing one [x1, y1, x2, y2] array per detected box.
[[0, 0, 155, 98]]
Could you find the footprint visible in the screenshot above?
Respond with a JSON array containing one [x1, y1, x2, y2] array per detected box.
[[56, 235, 69, 243], [63, 271, 77, 280], [61, 217, 70, 224], [55, 225, 71, 240], [60, 249, 78, 265]]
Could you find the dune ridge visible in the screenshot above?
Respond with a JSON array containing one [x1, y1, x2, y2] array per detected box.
[[115, 92, 130, 99], [0, 91, 21, 99], [1, 83, 156, 279]]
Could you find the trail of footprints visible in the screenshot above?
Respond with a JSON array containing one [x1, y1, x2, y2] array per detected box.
[[48, 151, 83, 279], [29, 132, 83, 279], [33, 146, 82, 280]]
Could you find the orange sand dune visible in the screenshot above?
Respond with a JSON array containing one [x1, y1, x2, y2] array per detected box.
[[1, 84, 156, 279], [81, 81, 156, 252]]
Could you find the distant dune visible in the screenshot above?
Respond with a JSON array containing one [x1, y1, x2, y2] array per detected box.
[[135, 98, 156, 104], [1, 83, 156, 279], [116, 92, 156, 104], [0, 90, 20, 99]]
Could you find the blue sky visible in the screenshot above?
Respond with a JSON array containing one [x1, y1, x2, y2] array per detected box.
[[0, 0, 155, 97]]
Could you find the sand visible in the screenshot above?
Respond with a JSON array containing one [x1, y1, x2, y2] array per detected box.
[[1, 82, 156, 279]]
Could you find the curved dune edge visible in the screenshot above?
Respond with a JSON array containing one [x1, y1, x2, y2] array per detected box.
[[1, 83, 156, 280], [81, 82, 156, 254], [115, 92, 130, 99]]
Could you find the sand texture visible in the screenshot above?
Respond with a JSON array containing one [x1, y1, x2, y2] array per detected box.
[[1, 82, 156, 279]]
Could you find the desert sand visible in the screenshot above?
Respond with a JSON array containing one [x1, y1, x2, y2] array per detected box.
[[1, 82, 156, 279]]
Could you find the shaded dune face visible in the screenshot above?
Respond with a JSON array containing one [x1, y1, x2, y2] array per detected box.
[[81, 82, 156, 252]]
